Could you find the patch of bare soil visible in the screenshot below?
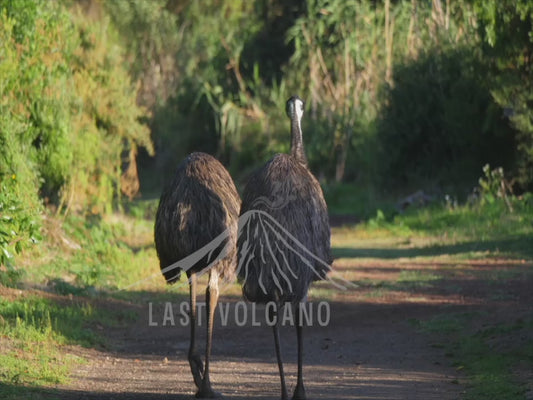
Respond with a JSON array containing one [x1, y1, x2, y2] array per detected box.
[[40, 258, 532, 399]]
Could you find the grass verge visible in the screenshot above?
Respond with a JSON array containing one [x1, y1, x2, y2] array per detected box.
[[332, 194, 533, 260], [0, 292, 137, 397], [0, 187, 531, 396], [411, 313, 533, 400]]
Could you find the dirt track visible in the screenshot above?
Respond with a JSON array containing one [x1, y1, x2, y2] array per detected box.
[[42, 256, 533, 400], [58, 300, 462, 400]]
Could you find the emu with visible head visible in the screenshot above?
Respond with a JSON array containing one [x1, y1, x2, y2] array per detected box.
[[155, 152, 240, 398], [237, 96, 332, 400]]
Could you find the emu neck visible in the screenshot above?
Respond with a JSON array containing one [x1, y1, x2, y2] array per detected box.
[[290, 113, 307, 165]]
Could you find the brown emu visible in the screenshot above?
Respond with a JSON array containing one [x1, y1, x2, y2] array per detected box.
[[154, 152, 240, 398], [237, 96, 332, 400]]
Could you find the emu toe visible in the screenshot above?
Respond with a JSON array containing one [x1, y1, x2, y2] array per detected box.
[[195, 386, 223, 399], [291, 383, 306, 400]]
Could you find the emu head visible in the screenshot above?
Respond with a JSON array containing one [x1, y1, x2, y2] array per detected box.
[[286, 95, 304, 122]]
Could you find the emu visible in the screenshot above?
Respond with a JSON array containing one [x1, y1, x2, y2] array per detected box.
[[154, 152, 240, 398], [237, 96, 332, 399]]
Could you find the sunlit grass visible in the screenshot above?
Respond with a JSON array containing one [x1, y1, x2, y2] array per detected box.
[[411, 314, 533, 400], [308, 282, 338, 301], [397, 270, 441, 286], [1, 191, 530, 398], [0, 295, 135, 391], [20, 212, 164, 294], [331, 197, 533, 261]]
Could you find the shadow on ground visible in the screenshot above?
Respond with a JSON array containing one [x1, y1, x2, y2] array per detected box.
[[3, 252, 532, 399], [333, 235, 533, 260]]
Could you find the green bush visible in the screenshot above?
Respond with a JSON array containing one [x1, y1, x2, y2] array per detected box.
[[473, 1, 533, 190], [0, 0, 154, 267], [375, 48, 516, 189], [0, 175, 41, 286], [100, 0, 533, 193]]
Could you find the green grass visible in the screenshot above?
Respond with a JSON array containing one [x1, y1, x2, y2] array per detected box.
[[308, 282, 338, 301], [0, 347, 76, 387], [0, 295, 137, 392], [331, 193, 533, 399], [332, 195, 533, 260], [22, 212, 164, 294], [412, 312, 479, 334], [0, 296, 136, 346], [326, 184, 533, 236], [0, 209, 180, 396], [411, 313, 533, 399], [0, 190, 531, 396], [397, 270, 441, 286], [123, 198, 160, 221], [347, 271, 441, 295]]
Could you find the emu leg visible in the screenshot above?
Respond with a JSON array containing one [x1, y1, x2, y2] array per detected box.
[[272, 305, 289, 400], [188, 272, 204, 388], [196, 270, 222, 398], [292, 303, 306, 400]]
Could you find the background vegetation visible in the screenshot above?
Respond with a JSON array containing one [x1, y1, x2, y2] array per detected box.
[[1, 0, 532, 223], [0, 1, 532, 398], [0, 0, 531, 295], [103, 0, 532, 194]]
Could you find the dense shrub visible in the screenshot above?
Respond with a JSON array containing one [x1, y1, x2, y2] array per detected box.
[[375, 48, 516, 189], [90, 1, 533, 195], [473, 0, 533, 190], [0, 0, 153, 267]]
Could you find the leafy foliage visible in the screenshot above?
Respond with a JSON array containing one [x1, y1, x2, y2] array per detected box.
[[0, 175, 41, 285], [473, 0, 533, 189], [1, 0, 533, 270], [477, 164, 512, 206], [0, 0, 153, 267], [67, 7, 153, 212], [102, 0, 180, 106], [376, 48, 516, 188], [100, 0, 533, 194]]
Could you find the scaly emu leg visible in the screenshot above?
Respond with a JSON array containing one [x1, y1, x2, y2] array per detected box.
[[187, 271, 204, 388], [196, 269, 222, 398], [292, 302, 306, 400], [271, 303, 289, 400]]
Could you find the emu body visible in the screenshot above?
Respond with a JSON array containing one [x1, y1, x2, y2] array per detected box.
[[154, 152, 240, 398], [238, 154, 331, 304], [237, 96, 332, 400]]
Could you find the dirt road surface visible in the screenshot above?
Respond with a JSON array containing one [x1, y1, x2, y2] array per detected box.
[[41, 256, 533, 400]]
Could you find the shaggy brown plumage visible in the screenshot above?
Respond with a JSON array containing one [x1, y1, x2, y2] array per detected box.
[[155, 152, 240, 283], [238, 153, 331, 303], [154, 151, 240, 398], [237, 97, 331, 304], [236, 95, 332, 400]]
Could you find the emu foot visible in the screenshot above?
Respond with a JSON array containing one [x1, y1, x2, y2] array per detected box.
[[195, 384, 223, 399], [291, 383, 306, 400], [188, 353, 204, 388], [291, 395, 307, 400]]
